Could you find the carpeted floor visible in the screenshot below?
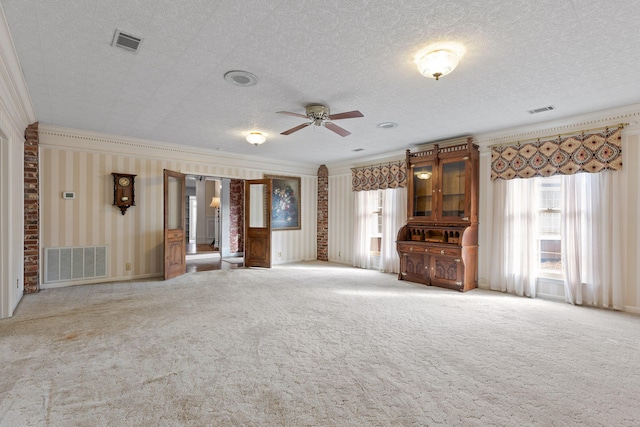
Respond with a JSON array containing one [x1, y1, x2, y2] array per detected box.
[[1, 261, 639, 426]]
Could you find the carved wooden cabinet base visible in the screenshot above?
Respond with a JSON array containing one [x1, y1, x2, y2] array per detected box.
[[397, 139, 479, 292], [397, 224, 478, 291]]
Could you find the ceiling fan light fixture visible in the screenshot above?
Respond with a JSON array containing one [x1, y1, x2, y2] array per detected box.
[[415, 42, 466, 80], [277, 104, 363, 137], [246, 131, 266, 146]]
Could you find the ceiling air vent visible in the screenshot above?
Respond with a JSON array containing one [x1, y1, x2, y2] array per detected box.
[[527, 105, 555, 115], [353, 148, 365, 152], [112, 29, 142, 52]]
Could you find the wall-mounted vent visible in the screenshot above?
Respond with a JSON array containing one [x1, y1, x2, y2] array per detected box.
[[353, 148, 365, 152], [528, 105, 555, 115], [112, 29, 142, 52], [44, 246, 108, 284]]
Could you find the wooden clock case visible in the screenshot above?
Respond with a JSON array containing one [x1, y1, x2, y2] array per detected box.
[[112, 173, 137, 215]]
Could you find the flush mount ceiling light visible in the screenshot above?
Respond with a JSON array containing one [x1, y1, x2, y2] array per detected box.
[[415, 42, 466, 80], [224, 70, 258, 87], [377, 122, 398, 129], [246, 131, 266, 146]]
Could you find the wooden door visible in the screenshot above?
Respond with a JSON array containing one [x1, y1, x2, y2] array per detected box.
[[163, 169, 186, 279], [244, 179, 272, 268]]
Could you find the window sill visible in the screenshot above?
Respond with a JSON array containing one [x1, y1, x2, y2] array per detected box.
[[537, 276, 563, 285]]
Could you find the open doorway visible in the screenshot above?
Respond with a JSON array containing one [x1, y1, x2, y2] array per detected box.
[[185, 175, 244, 272]]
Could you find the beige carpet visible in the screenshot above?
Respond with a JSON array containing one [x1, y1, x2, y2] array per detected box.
[[1, 261, 639, 426]]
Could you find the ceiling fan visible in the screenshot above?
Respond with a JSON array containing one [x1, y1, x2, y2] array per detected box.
[[277, 104, 364, 137]]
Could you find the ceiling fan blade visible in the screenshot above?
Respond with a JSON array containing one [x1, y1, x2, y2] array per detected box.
[[328, 110, 364, 120], [324, 122, 351, 137], [277, 111, 308, 119], [281, 122, 311, 135]]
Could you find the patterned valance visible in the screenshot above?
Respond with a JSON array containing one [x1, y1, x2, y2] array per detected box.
[[491, 127, 622, 181], [352, 161, 407, 191]]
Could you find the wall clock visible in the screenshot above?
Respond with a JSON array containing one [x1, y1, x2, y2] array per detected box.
[[112, 173, 136, 215]]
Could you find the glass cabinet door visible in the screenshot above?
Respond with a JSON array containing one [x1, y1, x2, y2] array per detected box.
[[411, 164, 434, 218], [440, 159, 466, 219]]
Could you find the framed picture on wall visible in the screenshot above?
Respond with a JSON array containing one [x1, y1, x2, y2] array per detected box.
[[264, 174, 301, 231]]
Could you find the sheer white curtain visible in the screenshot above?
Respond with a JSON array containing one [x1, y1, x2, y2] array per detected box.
[[380, 188, 407, 273], [489, 178, 538, 297], [353, 190, 374, 269], [353, 188, 407, 271], [561, 172, 623, 309]]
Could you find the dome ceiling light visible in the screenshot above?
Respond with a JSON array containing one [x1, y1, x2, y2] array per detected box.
[[415, 42, 466, 80], [246, 131, 266, 146]]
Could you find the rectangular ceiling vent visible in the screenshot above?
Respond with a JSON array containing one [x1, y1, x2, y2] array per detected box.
[[528, 105, 555, 115], [112, 29, 142, 52]]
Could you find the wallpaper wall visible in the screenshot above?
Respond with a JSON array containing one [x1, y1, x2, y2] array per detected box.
[[325, 126, 640, 313], [38, 128, 318, 286], [478, 128, 640, 312], [328, 173, 354, 265]]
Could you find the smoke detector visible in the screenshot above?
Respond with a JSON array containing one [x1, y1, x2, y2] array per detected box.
[[224, 70, 258, 87]]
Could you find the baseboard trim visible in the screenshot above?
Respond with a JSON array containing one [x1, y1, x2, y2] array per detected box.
[[535, 292, 566, 303], [623, 305, 640, 315], [40, 273, 163, 289]]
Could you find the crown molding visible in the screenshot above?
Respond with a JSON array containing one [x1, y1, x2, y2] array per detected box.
[[327, 149, 407, 176], [473, 102, 640, 150], [0, 5, 36, 131], [327, 103, 640, 175], [38, 124, 319, 177]]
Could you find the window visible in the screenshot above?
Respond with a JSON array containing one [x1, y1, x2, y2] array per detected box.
[[354, 187, 406, 273], [535, 176, 562, 278], [370, 190, 383, 255]]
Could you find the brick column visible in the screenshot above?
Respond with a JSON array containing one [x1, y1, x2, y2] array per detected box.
[[317, 165, 328, 261], [24, 122, 39, 293]]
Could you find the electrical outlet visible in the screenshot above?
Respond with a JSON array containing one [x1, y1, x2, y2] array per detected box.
[[125, 263, 132, 271]]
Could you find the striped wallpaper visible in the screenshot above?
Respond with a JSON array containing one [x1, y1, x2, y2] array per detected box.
[[477, 129, 640, 312], [328, 174, 354, 265], [33, 124, 640, 312], [39, 129, 318, 286]]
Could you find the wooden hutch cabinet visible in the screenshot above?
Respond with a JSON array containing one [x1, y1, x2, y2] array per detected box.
[[396, 138, 479, 292]]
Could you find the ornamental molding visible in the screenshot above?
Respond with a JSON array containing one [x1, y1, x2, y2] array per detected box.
[[38, 124, 318, 177], [475, 104, 640, 151]]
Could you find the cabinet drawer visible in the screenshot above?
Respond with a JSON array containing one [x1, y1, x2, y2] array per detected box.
[[427, 246, 461, 257], [398, 243, 426, 253]]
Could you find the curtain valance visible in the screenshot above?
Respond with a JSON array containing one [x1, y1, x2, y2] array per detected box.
[[491, 127, 622, 181], [352, 161, 407, 191]]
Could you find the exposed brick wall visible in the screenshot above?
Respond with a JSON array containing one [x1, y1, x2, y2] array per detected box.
[[229, 179, 244, 254], [317, 165, 328, 261], [24, 122, 39, 293]]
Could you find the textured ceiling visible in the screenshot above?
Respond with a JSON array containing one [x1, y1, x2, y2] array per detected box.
[[3, 0, 640, 166]]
